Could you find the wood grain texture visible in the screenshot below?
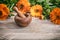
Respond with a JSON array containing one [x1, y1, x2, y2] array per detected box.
[[0, 16, 60, 40]]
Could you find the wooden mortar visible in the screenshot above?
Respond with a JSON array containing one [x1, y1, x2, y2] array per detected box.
[[14, 7, 32, 27]]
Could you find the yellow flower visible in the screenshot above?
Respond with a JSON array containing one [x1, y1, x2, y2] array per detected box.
[[30, 5, 43, 18]]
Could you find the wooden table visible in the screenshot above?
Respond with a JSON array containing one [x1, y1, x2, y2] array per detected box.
[[0, 16, 60, 40]]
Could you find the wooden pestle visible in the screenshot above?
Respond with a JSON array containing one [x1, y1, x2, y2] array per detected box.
[[13, 7, 26, 18]]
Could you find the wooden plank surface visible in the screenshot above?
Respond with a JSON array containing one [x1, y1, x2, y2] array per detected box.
[[0, 16, 60, 40]]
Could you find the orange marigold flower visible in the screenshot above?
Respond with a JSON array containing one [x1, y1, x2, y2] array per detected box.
[[0, 4, 10, 20], [30, 5, 43, 19], [50, 8, 60, 24], [16, 0, 31, 14]]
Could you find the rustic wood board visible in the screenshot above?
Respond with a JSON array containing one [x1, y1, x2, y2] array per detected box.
[[0, 16, 60, 40]]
